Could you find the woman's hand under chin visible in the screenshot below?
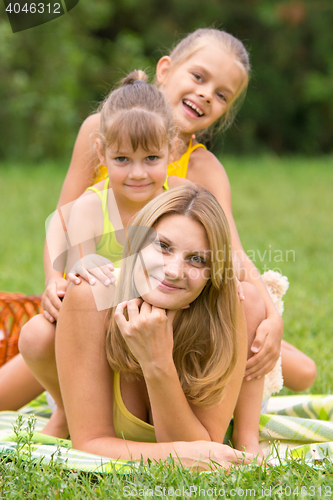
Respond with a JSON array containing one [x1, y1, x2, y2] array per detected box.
[[115, 299, 178, 375]]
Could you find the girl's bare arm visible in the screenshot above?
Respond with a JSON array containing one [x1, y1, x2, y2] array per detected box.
[[43, 114, 101, 320], [57, 113, 101, 208]]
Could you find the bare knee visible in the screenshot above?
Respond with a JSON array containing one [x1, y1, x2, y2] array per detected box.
[[300, 358, 317, 390], [288, 356, 317, 392], [281, 342, 317, 392], [64, 280, 96, 308], [241, 282, 266, 355], [19, 314, 56, 362]]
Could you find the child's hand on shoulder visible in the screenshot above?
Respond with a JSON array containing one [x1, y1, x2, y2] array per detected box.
[[67, 254, 116, 287]]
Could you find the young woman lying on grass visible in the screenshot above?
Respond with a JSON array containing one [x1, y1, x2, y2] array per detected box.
[[26, 184, 258, 468]]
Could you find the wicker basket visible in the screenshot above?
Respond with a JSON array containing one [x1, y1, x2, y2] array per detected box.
[[0, 292, 42, 366]]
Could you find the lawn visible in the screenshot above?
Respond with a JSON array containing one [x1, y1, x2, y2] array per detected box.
[[1, 156, 333, 497]]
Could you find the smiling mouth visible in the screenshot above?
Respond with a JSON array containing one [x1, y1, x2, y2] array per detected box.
[[151, 276, 184, 291], [126, 183, 152, 189], [183, 99, 204, 118]]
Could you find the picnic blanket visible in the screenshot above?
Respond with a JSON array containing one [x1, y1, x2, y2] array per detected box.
[[0, 394, 139, 472], [260, 395, 333, 461], [0, 393, 333, 472]]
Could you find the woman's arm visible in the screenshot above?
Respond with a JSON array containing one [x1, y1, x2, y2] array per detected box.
[[43, 114, 101, 320], [188, 148, 283, 379], [56, 281, 252, 467], [115, 300, 210, 442], [115, 299, 247, 444]]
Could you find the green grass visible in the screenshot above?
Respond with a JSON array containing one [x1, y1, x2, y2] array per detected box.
[[2, 430, 333, 499], [1, 156, 333, 496], [0, 161, 68, 295], [2, 414, 333, 499]]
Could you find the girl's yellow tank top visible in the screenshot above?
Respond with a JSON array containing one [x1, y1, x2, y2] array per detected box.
[[86, 178, 124, 267], [167, 139, 206, 178], [93, 139, 206, 184], [86, 176, 169, 265]]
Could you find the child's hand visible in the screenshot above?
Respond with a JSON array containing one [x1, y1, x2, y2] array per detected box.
[[68, 254, 116, 287], [245, 313, 283, 380], [42, 277, 68, 323]]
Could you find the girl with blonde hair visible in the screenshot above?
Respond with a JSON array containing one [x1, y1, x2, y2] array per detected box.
[[17, 69, 189, 435]]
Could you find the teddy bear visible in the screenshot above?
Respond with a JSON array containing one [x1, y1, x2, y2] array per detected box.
[[261, 270, 289, 406]]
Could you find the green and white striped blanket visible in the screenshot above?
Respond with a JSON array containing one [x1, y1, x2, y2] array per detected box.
[[0, 393, 332, 472], [0, 394, 138, 473]]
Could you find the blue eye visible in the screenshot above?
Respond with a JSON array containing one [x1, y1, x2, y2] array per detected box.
[[189, 255, 206, 266], [154, 240, 169, 252], [146, 155, 159, 162], [193, 73, 203, 82], [217, 92, 227, 102], [115, 156, 128, 163]]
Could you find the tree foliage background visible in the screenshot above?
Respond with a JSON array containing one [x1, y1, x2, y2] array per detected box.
[[0, 0, 332, 161]]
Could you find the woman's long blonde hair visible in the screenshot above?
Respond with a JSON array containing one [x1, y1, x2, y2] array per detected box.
[[106, 185, 238, 408]]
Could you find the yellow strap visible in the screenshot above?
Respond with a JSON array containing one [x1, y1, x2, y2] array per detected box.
[[86, 178, 109, 212], [189, 142, 207, 154], [93, 164, 108, 184], [167, 139, 206, 178]]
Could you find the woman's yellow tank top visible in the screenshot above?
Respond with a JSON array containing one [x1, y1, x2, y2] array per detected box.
[[113, 372, 156, 442], [93, 139, 206, 184]]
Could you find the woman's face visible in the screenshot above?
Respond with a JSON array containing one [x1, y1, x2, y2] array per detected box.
[[134, 214, 211, 310]]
